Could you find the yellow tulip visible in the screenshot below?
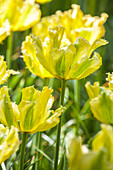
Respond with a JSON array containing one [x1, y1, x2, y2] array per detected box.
[[85, 79, 113, 124], [0, 86, 64, 134], [0, 56, 19, 85], [19, 86, 64, 134], [92, 124, 113, 164], [0, 125, 19, 164], [66, 136, 112, 170], [0, 0, 41, 42], [32, 4, 108, 44], [26, 26, 107, 80]]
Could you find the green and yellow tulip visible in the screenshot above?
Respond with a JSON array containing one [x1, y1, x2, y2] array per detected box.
[[66, 136, 112, 170], [22, 26, 107, 80], [0, 0, 41, 42], [0, 86, 64, 134], [85, 74, 113, 124], [32, 4, 108, 44], [92, 124, 113, 164]]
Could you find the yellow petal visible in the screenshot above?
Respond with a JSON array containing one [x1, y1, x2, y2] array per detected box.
[[106, 72, 113, 90], [0, 56, 19, 85], [90, 89, 113, 124], [35, 0, 52, 4], [0, 125, 19, 164], [21, 35, 53, 79], [92, 124, 113, 163], [0, 0, 41, 32], [85, 82, 100, 99], [66, 52, 102, 80], [66, 136, 108, 170], [0, 86, 20, 129], [12, 1, 41, 31], [32, 4, 108, 44], [30, 106, 65, 133], [0, 20, 11, 43]]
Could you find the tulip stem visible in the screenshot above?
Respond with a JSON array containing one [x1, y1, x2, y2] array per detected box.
[[34, 78, 48, 170], [54, 79, 67, 170], [20, 132, 28, 170], [6, 32, 13, 69], [74, 80, 80, 135]]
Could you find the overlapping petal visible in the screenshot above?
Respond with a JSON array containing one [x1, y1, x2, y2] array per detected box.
[[0, 56, 19, 85], [21, 35, 53, 79], [29, 26, 107, 80], [32, 4, 108, 44], [0, 86, 20, 129], [0, 125, 19, 164], [85, 80, 113, 124], [92, 124, 113, 163], [19, 86, 64, 134]]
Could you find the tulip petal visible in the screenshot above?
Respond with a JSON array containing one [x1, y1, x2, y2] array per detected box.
[[0, 125, 19, 164], [0, 20, 11, 43], [22, 35, 53, 79], [35, 0, 52, 4], [92, 124, 113, 164], [85, 82, 100, 99], [90, 91, 113, 124], [30, 106, 65, 133], [32, 4, 108, 45], [0, 56, 19, 85], [13, 1, 41, 31], [0, 87, 20, 129], [67, 52, 102, 80]]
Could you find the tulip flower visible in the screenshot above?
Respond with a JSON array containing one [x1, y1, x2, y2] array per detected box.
[[0, 125, 19, 164], [0, 56, 19, 85], [0, 86, 64, 134], [66, 136, 112, 170], [32, 4, 108, 45], [85, 74, 113, 124], [24, 26, 107, 80], [19, 86, 64, 134], [92, 124, 113, 164], [0, 0, 41, 43]]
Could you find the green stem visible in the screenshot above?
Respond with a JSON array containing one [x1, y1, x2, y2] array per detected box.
[[6, 33, 13, 69], [54, 79, 67, 170], [74, 80, 80, 135], [34, 78, 48, 170], [35, 132, 41, 170], [20, 133, 28, 170]]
